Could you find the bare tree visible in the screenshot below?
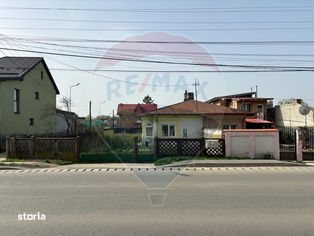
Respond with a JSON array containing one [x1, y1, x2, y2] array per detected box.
[[41, 96, 77, 136]]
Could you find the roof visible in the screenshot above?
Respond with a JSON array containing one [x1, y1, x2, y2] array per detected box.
[[117, 103, 157, 115], [245, 118, 273, 124], [0, 57, 59, 94], [142, 100, 254, 116], [232, 97, 273, 101], [207, 92, 256, 103]]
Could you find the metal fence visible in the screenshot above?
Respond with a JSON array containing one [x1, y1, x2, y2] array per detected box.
[[155, 138, 225, 159], [300, 127, 314, 161], [278, 126, 296, 161], [79, 133, 155, 163]]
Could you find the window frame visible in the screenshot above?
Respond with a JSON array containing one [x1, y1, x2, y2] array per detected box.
[[161, 124, 176, 137], [35, 92, 39, 100], [29, 118, 34, 126], [145, 123, 153, 137], [240, 103, 251, 112], [13, 88, 20, 114]]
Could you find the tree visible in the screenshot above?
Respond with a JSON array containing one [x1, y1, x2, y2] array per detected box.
[[143, 95, 154, 104], [41, 96, 77, 136]]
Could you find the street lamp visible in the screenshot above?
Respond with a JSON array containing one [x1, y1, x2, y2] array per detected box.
[[99, 101, 106, 116], [69, 83, 80, 112]]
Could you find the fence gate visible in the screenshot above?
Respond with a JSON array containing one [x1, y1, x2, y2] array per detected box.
[[279, 127, 296, 161], [300, 127, 314, 161]]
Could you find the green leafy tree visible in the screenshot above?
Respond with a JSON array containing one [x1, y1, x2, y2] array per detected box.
[[143, 95, 154, 104]]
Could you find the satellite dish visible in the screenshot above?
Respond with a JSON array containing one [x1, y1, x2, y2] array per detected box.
[[299, 105, 311, 116]]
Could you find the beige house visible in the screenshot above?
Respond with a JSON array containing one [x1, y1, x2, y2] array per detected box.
[[0, 57, 59, 136], [140, 92, 253, 143]]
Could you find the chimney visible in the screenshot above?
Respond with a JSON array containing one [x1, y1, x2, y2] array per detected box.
[[184, 90, 188, 101], [188, 92, 194, 100], [184, 91, 194, 101]]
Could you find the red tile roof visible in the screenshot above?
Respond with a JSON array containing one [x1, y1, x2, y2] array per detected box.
[[245, 118, 273, 124], [117, 103, 157, 115], [143, 100, 253, 116]]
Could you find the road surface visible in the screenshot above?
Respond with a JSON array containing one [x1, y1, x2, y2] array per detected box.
[[0, 166, 314, 236]]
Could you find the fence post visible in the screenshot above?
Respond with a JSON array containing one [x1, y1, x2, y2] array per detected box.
[[6, 136, 10, 159], [76, 136, 81, 162], [200, 137, 206, 156], [296, 129, 303, 162], [154, 137, 159, 160], [30, 136, 35, 159], [177, 139, 182, 156], [132, 136, 138, 162]]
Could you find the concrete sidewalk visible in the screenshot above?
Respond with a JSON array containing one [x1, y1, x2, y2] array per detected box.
[[0, 159, 310, 170]]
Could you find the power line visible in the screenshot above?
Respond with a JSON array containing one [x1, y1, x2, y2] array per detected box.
[[2, 16, 314, 25], [0, 47, 314, 70], [3, 45, 314, 70], [3, 27, 314, 31], [2, 66, 314, 73], [3, 6, 314, 12], [10, 38, 314, 58], [6, 35, 314, 45]]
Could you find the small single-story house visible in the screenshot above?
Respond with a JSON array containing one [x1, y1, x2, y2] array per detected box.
[[140, 92, 253, 143]]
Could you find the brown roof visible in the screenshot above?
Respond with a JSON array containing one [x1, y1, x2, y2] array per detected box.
[[117, 103, 157, 115], [143, 100, 253, 116], [0, 57, 60, 94]]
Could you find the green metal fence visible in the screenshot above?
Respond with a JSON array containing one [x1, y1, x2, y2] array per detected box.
[[79, 133, 155, 163]]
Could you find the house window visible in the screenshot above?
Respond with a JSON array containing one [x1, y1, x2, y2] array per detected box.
[[257, 104, 264, 119], [13, 88, 20, 114], [40, 71, 44, 79], [231, 124, 237, 129], [223, 124, 237, 129], [146, 123, 153, 137], [29, 118, 34, 126], [35, 92, 39, 100], [240, 103, 251, 112], [182, 128, 188, 138], [162, 124, 176, 137]]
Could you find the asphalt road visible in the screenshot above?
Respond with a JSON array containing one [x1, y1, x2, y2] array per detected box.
[[1, 167, 314, 236]]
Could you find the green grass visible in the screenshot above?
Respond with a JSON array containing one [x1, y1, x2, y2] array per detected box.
[[154, 156, 250, 166], [45, 159, 74, 165], [1, 158, 25, 162]]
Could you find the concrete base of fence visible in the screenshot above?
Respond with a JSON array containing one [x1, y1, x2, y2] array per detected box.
[[224, 129, 280, 160]]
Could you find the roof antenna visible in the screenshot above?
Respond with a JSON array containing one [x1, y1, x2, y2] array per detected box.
[[255, 85, 258, 98]]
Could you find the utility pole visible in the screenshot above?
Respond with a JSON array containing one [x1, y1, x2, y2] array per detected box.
[[193, 81, 200, 101], [112, 109, 115, 129], [89, 101, 92, 130], [255, 85, 258, 98]]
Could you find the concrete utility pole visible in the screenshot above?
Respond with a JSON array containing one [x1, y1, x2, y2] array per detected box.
[[193, 81, 200, 101], [89, 101, 92, 130], [112, 110, 115, 129], [69, 83, 80, 112], [99, 101, 106, 116]]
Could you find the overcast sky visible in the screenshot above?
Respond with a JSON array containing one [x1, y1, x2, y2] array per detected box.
[[1, 0, 314, 117]]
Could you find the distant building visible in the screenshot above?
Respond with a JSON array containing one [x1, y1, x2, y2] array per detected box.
[[272, 99, 314, 127], [117, 103, 157, 129], [0, 57, 59, 136], [207, 91, 274, 129]]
